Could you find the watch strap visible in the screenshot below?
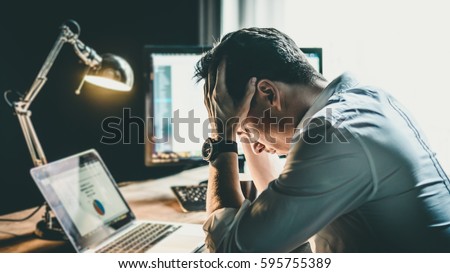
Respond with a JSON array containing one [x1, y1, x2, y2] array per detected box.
[[204, 137, 238, 162], [215, 139, 238, 154]]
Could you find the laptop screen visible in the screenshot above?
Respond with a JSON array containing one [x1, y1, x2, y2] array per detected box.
[[30, 150, 135, 252]]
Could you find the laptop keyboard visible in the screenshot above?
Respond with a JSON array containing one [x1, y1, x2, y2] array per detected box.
[[97, 223, 179, 253]]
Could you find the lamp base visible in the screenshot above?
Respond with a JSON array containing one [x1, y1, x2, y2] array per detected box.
[[34, 217, 67, 241]]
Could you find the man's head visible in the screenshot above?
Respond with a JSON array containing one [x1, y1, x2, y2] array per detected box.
[[195, 28, 326, 155], [195, 28, 324, 101]]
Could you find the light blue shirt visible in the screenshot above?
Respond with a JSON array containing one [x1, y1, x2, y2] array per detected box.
[[203, 73, 450, 252]]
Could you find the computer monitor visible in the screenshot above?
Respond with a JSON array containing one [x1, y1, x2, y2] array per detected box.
[[144, 46, 323, 165], [302, 48, 323, 74]]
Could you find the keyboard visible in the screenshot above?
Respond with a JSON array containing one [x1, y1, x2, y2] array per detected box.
[[97, 223, 178, 253], [171, 184, 207, 212]]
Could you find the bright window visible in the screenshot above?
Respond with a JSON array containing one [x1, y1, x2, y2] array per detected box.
[[222, 0, 450, 172]]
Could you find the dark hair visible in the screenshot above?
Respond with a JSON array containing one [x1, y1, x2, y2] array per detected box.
[[195, 28, 325, 103]]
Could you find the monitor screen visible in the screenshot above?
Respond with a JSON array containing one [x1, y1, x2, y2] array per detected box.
[[302, 48, 323, 74], [145, 46, 323, 165]]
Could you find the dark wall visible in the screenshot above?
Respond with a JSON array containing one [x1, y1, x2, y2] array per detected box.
[[0, 0, 200, 215]]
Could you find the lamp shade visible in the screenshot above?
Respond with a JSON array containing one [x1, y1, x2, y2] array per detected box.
[[84, 54, 134, 91]]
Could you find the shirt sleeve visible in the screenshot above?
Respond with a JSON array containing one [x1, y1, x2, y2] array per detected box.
[[202, 200, 251, 252], [203, 119, 376, 252]]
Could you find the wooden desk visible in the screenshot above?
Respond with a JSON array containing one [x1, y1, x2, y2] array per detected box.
[[0, 166, 209, 253]]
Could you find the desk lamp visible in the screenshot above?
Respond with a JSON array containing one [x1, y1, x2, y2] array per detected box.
[[13, 20, 133, 239]]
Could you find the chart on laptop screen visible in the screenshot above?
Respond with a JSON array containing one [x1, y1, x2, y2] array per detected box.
[[46, 161, 128, 236]]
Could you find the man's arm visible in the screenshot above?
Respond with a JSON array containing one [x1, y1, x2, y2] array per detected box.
[[205, 125, 375, 252], [203, 60, 256, 214], [206, 153, 243, 213]]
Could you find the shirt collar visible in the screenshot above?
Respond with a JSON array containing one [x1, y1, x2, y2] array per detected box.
[[295, 72, 359, 133]]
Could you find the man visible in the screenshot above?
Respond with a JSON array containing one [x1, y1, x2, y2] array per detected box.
[[195, 28, 450, 252]]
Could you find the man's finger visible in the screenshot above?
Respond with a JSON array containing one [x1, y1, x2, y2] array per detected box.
[[203, 82, 208, 105], [205, 73, 215, 115], [207, 71, 212, 97], [240, 77, 257, 108], [215, 59, 226, 89], [214, 59, 227, 97]]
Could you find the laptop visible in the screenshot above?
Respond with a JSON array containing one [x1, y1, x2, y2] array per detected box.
[[30, 149, 205, 253]]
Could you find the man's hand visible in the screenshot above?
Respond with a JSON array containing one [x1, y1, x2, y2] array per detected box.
[[204, 59, 256, 141]]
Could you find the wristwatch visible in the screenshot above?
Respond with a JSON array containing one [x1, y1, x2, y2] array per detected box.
[[202, 137, 238, 162]]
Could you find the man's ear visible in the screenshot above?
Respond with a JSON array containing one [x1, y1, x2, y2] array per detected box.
[[256, 79, 281, 111]]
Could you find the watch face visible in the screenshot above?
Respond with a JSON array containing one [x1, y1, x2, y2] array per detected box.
[[202, 138, 213, 161]]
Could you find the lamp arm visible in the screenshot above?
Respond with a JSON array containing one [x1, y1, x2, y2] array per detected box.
[[72, 39, 102, 68], [22, 24, 101, 110], [14, 22, 102, 167], [14, 108, 47, 166], [21, 31, 66, 110]]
